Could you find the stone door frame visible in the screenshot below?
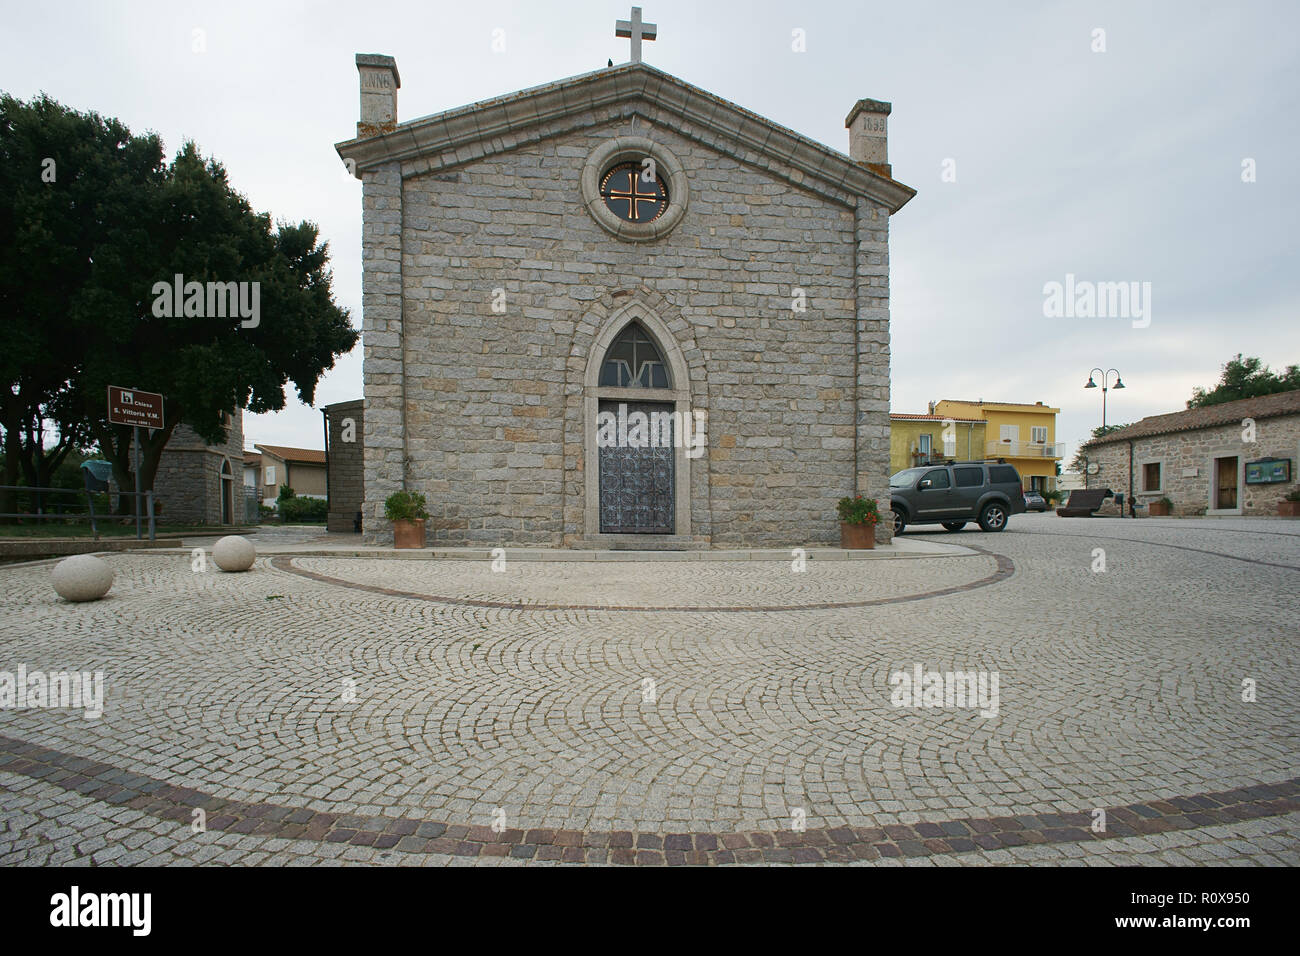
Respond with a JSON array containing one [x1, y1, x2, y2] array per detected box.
[[582, 300, 693, 538], [1207, 452, 1243, 516]]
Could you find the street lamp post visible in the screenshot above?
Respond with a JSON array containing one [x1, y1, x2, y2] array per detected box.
[[1084, 368, 1125, 430]]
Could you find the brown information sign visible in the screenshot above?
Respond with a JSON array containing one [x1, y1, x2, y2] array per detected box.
[[107, 386, 164, 429]]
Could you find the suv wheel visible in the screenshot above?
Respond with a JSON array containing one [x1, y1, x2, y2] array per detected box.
[[978, 502, 1008, 532], [892, 509, 906, 535], [941, 521, 966, 532]]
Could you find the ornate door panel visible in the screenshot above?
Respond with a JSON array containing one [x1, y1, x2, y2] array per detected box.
[[599, 400, 675, 534]]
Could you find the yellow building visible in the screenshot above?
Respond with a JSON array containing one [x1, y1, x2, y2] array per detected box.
[[932, 399, 1062, 492], [890, 414, 986, 474]]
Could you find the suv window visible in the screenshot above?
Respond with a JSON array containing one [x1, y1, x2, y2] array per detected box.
[[890, 468, 926, 488], [988, 465, 1019, 484], [953, 466, 983, 487], [922, 469, 951, 489]]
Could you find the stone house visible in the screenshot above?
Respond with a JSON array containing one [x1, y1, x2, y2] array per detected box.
[[150, 411, 245, 525], [1081, 390, 1300, 516], [335, 53, 914, 547]]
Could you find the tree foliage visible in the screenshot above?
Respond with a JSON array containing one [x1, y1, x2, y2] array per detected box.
[[1187, 354, 1300, 408], [0, 93, 358, 514]]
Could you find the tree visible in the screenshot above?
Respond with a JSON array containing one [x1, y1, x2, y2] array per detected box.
[[0, 94, 358, 514], [0, 94, 156, 517], [1187, 354, 1300, 408]]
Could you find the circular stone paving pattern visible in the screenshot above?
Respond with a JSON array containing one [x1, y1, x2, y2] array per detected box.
[[276, 549, 1010, 611], [0, 522, 1297, 865]]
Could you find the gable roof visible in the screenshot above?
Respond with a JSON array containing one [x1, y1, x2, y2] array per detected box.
[[254, 444, 326, 465], [1086, 389, 1300, 446], [335, 62, 915, 213]]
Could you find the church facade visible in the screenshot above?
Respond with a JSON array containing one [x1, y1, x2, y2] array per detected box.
[[337, 48, 913, 548]]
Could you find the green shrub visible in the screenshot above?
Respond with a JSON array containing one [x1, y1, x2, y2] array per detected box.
[[384, 490, 428, 522], [279, 495, 327, 523], [277, 485, 296, 502], [836, 495, 880, 526]]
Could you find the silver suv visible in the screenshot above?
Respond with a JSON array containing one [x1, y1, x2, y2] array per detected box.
[[889, 461, 1026, 534]]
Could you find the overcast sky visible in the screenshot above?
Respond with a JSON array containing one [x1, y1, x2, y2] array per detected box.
[[4, 0, 1297, 465]]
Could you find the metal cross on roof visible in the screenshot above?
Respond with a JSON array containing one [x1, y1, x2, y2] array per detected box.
[[615, 6, 657, 64]]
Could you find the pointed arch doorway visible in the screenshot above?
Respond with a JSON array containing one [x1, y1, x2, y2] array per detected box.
[[582, 302, 694, 540]]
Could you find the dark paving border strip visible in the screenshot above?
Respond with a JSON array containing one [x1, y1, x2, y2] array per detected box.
[[268, 547, 1015, 613], [2, 734, 1296, 865], [1005, 529, 1300, 571]]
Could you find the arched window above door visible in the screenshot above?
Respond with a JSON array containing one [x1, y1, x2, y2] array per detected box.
[[598, 322, 671, 388]]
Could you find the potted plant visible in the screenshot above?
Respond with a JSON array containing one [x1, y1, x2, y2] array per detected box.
[[1279, 488, 1300, 517], [384, 490, 429, 548], [837, 495, 880, 549], [1148, 496, 1173, 517]]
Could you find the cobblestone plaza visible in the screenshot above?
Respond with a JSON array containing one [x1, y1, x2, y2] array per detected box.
[[1, 515, 1296, 865]]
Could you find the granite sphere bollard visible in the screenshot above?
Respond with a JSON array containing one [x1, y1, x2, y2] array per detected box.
[[51, 554, 115, 602], [212, 535, 256, 572]]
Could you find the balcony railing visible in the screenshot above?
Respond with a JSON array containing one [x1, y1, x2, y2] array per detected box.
[[986, 440, 1063, 458]]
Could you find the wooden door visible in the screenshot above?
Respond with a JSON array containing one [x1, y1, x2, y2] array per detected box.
[[1216, 456, 1238, 509]]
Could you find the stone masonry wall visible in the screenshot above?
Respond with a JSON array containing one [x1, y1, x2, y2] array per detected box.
[[150, 413, 244, 524], [360, 164, 405, 544], [325, 400, 365, 532], [361, 120, 893, 547], [1087, 413, 1300, 516]]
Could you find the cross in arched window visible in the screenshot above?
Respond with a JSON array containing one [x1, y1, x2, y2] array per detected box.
[[599, 323, 670, 388]]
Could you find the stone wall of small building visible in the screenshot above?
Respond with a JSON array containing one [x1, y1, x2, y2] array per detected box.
[[1086, 413, 1300, 516], [150, 413, 245, 524], [325, 400, 365, 532], [359, 120, 893, 548]]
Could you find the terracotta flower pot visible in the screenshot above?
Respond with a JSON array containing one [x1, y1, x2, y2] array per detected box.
[[1148, 502, 1170, 517], [392, 518, 426, 549], [1279, 500, 1300, 517], [840, 521, 876, 549]]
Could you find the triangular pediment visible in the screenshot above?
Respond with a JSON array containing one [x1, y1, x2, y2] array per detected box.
[[335, 63, 914, 213]]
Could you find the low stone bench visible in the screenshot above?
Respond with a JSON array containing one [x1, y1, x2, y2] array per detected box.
[[1056, 488, 1110, 517]]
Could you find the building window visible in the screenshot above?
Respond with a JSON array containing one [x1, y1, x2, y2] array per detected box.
[[598, 323, 671, 388], [918, 434, 932, 456], [265, 465, 275, 486], [1031, 426, 1048, 443], [922, 468, 951, 489], [1143, 461, 1161, 491], [599, 163, 669, 223], [581, 137, 689, 243]]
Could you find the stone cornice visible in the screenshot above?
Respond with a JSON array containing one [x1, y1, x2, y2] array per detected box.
[[335, 63, 915, 213]]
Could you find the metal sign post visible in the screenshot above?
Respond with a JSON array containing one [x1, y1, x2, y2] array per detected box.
[[107, 386, 165, 541], [134, 425, 142, 539]]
